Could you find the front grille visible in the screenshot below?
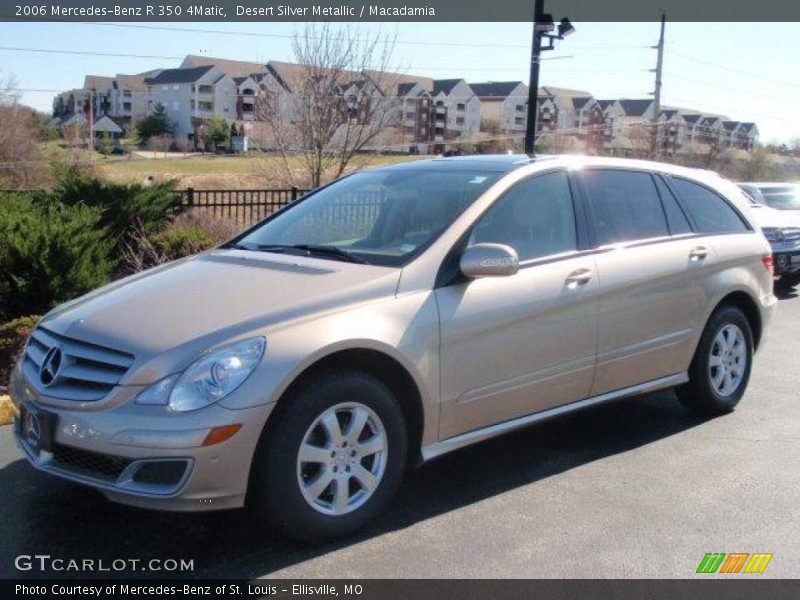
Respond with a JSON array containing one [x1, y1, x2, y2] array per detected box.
[[23, 326, 134, 401], [51, 443, 132, 482], [762, 227, 800, 246]]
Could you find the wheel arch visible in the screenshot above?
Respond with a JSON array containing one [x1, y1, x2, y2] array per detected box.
[[710, 290, 763, 351], [263, 347, 427, 469]]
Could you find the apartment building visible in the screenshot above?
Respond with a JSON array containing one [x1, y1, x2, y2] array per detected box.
[[430, 79, 481, 140], [396, 81, 445, 154], [54, 53, 761, 156], [468, 81, 528, 133], [144, 65, 237, 141]]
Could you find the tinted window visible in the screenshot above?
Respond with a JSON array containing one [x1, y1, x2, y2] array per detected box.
[[471, 171, 577, 261], [236, 168, 500, 266], [671, 178, 749, 233], [581, 170, 669, 245], [654, 176, 692, 234]]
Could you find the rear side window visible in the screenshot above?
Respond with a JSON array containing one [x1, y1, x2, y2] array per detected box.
[[580, 169, 669, 245], [654, 176, 692, 235], [670, 178, 749, 233]]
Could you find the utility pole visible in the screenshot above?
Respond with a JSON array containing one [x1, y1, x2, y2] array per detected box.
[[88, 90, 94, 152], [524, 0, 545, 155], [650, 13, 666, 159]]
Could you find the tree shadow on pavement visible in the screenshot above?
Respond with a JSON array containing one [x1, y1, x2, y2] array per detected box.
[[0, 390, 707, 579]]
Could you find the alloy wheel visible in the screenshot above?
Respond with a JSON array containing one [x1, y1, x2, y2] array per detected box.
[[708, 323, 747, 397], [296, 402, 388, 516]]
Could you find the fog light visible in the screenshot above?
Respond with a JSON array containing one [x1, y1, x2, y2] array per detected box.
[[202, 424, 242, 446]]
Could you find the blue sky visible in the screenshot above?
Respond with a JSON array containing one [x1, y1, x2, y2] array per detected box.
[[0, 21, 797, 143]]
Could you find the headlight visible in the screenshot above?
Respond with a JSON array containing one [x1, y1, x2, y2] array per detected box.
[[135, 337, 266, 412]]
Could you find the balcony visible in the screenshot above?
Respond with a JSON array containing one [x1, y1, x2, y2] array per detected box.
[[405, 118, 416, 127]]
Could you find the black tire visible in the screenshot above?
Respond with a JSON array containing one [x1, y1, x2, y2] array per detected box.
[[676, 305, 754, 416], [249, 370, 407, 542]]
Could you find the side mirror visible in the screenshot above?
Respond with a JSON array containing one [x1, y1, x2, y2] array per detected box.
[[460, 243, 520, 279]]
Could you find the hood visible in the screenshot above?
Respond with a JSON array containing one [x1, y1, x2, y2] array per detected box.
[[40, 250, 400, 384], [748, 203, 800, 229]]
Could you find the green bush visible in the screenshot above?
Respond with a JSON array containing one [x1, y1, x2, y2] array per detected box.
[[0, 315, 40, 388], [0, 195, 114, 319], [150, 224, 215, 260], [48, 163, 184, 251]]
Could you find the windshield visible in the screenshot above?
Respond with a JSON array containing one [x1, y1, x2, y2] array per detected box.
[[231, 168, 501, 266], [757, 185, 800, 210]]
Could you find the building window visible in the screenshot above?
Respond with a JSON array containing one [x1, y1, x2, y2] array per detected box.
[[516, 104, 525, 111], [172, 101, 179, 111], [173, 84, 180, 91], [514, 117, 524, 125], [161, 85, 169, 91], [457, 103, 466, 111], [456, 117, 465, 126]]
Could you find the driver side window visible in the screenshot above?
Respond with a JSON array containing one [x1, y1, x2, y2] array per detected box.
[[470, 171, 578, 262]]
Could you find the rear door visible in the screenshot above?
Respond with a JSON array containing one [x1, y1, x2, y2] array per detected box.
[[435, 170, 599, 439], [575, 168, 712, 396]]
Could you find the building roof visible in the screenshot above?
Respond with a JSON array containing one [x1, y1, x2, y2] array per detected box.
[[739, 122, 757, 132], [660, 109, 679, 118], [539, 86, 590, 98], [114, 74, 148, 92], [183, 54, 268, 78], [93, 115, 123, 134], [682, 114, 702, 124], [596, 99, 618, 109], [722, 120, 740, 131], [572, 96, 594, 110], [699, 116, 721, 127], [432, 79, 464, 96], [145, 65, 215, 84], [84, 75, 114, 91], [397, 82, 420, 96], [468, 81, 525, 99], [618, 99, 653, 116]]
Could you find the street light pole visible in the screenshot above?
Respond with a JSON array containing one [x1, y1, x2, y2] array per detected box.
[[524, 0, 545, 155]]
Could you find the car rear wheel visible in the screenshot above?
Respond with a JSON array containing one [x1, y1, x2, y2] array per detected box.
[[676, 305, 754, 416], [249, 370, 407, 542]]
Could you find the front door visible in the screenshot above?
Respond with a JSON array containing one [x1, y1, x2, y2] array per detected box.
[[435, 171, 599, 439]]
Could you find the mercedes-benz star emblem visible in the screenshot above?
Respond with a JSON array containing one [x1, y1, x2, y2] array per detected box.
[[39, 346, 63, 387], [24, 410, 41, 446]]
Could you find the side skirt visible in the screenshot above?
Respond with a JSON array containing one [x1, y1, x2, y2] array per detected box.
[[420, 372, 688, 462]]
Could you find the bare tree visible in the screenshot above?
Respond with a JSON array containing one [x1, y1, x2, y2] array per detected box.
[[255, 23, 401, 188], [0, 71, 48, 189]]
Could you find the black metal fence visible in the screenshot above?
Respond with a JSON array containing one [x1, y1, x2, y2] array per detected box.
[[180, 187, 309, 225]]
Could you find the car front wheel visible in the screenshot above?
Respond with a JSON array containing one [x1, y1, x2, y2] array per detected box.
[[249, 370, 407, 541]]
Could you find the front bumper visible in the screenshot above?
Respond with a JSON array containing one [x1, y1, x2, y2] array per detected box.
[[770, 246, 800, 275], [10, 366, 275, 511]]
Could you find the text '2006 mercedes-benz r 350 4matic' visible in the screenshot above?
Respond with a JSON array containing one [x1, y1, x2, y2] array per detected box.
[[11, 155, 776, 541]]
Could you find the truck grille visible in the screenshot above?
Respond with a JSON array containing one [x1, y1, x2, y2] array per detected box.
[[23, 326, 135, 401], [762, 227, 800, 248]]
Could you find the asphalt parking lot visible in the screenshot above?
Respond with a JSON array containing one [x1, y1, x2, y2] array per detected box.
[[2, 285, 799, 580]]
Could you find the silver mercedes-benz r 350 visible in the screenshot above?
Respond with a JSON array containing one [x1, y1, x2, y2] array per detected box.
[[11, 155, 776, 541]]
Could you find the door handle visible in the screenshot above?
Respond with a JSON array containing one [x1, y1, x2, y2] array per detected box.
[[565, 268, 593, 288], [689, 246, 709, 261]]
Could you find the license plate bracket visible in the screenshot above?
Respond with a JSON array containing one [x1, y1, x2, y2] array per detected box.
[[19, 404, 57, 454]]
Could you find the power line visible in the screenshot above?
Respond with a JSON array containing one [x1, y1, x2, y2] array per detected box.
[[665, 72, 797, 104], [0, 45, 640, 76], [0, 45, 183, 60], [8, 19, 651, 51], [670, 51, 800, 90]]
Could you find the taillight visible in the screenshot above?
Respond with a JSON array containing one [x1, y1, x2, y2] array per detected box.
[[762, 254, 774, 274]]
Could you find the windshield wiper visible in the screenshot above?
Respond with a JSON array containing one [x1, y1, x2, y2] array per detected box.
[[291, 244, 370, 264], [228, 242, 369, 264]]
